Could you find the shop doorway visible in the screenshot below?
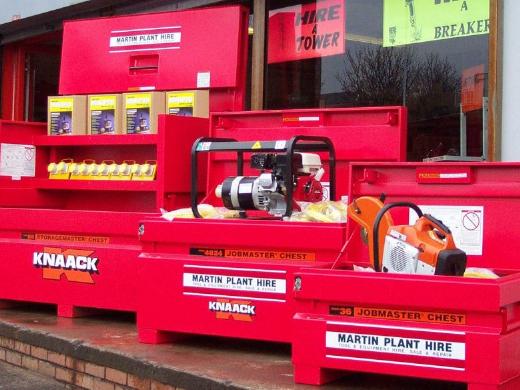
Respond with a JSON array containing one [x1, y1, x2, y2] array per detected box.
[[1, 32, 61, 122]]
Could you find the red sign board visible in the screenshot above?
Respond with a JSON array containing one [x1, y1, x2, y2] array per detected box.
[[268, 0, 345, 64], [461, 64, 485, 113]]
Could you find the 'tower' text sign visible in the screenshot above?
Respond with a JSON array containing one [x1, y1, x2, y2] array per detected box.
[[268, 0, 345, 64]]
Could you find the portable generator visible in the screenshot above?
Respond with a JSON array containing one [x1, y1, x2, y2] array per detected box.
[[191, 136, 336, 218]]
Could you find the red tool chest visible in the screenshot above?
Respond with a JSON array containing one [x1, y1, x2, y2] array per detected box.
[[0, 115, 208, 316], [136, 107, 406, 344], [137, 218, 343, 343], [59, 6, 249, 112], [0, 210, 146, 317], [292, 162, 520, 389], [0, 4, 249, 316]]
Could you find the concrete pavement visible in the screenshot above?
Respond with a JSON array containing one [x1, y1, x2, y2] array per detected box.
[[0, 360, 67, 389], [0, 306, 465, 390]]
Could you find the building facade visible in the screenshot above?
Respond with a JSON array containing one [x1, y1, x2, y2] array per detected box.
[[0, 0, 510, 161]]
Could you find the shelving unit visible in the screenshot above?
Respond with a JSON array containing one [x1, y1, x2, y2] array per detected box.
[[0, 115, 209, 212], [0, 4, 248, 319]]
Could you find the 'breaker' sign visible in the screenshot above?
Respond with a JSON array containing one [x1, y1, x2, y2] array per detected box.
[[268, 0, 345, 64]]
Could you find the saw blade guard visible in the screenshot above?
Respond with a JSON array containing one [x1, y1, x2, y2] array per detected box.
[[347, 196, 394, 269]]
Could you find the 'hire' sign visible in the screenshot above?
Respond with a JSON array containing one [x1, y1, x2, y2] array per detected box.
[[268, 0, 345, 64]]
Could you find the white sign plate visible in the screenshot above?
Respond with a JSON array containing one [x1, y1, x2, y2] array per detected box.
[[183, 273, 286, 294], [0, 143, 36, 179], [410, 205, 484, 255]]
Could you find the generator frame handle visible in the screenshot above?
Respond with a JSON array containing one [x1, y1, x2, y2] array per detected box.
[[191, 137, 239, 218], [372, 202, 423, 272], [285, 135, 336, 217], [190, 135, 336, 218]]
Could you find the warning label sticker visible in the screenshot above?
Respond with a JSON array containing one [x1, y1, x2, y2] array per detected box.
[[190, 247, 316, 261], [410, 205, 484, 255], [183, 273, 286, 294], [0, 143, 36, 178]]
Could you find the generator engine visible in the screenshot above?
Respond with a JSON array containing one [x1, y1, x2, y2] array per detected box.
[[215, 152, 324, 216]]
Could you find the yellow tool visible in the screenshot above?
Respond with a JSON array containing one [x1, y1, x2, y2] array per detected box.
[[70, 159, 95, 180], [111, 160, 135, 181], [131, 160, 157, 181], [48, 159, 73, 179]]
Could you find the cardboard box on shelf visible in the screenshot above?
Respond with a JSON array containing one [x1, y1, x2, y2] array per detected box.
[[48, 95, 87, 135], [88, 94, 123, 135], [166, 90, 209, 118], [123, 92, 165, 134]]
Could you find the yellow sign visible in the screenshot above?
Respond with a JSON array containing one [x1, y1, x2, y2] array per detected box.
[[125, 93, 152, 109], [90, 95, 117, 110], [252, 141, 262, 149], [167, 92, 194, 108], [49, 97, 74, 112], [383, 0, 489, 47]]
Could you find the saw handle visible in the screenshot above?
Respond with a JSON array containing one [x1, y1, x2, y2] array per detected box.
[[416, 214, 456, 249], [373, 202, 423, 272], [423, 214, 451, 234]]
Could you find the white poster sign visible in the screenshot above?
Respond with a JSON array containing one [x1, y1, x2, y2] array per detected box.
[[0, 143, 36, 179], [410, 205, 484, 255]]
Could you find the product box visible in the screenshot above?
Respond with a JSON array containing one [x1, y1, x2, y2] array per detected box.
[[48, 95, 87, 135], [123, 92, 165, 134], [88, 94, 123, 135], [166, 90, 209, 118]]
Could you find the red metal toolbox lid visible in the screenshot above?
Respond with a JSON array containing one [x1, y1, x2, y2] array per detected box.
[[348, 162, 520, 271], [207, 107, 407, 200], [59, 6, 248, 95]]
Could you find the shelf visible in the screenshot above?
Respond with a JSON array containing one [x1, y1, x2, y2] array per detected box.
[[34, 134, 159, 146], [1, 116, 210, 211], [31, 178, 158, 192]]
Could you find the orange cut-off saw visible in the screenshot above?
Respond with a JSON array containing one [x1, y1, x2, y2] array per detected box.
[[347, 197, 466, 276]]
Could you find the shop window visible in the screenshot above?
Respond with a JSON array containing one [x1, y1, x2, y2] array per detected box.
[[1, 32, 61, 122], [265, 0, 490, 161], [26, 51, 61, 122]]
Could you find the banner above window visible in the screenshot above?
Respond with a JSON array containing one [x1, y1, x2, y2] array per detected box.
[[268, 0, 345, 64], [383, 0, 489, 47]]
